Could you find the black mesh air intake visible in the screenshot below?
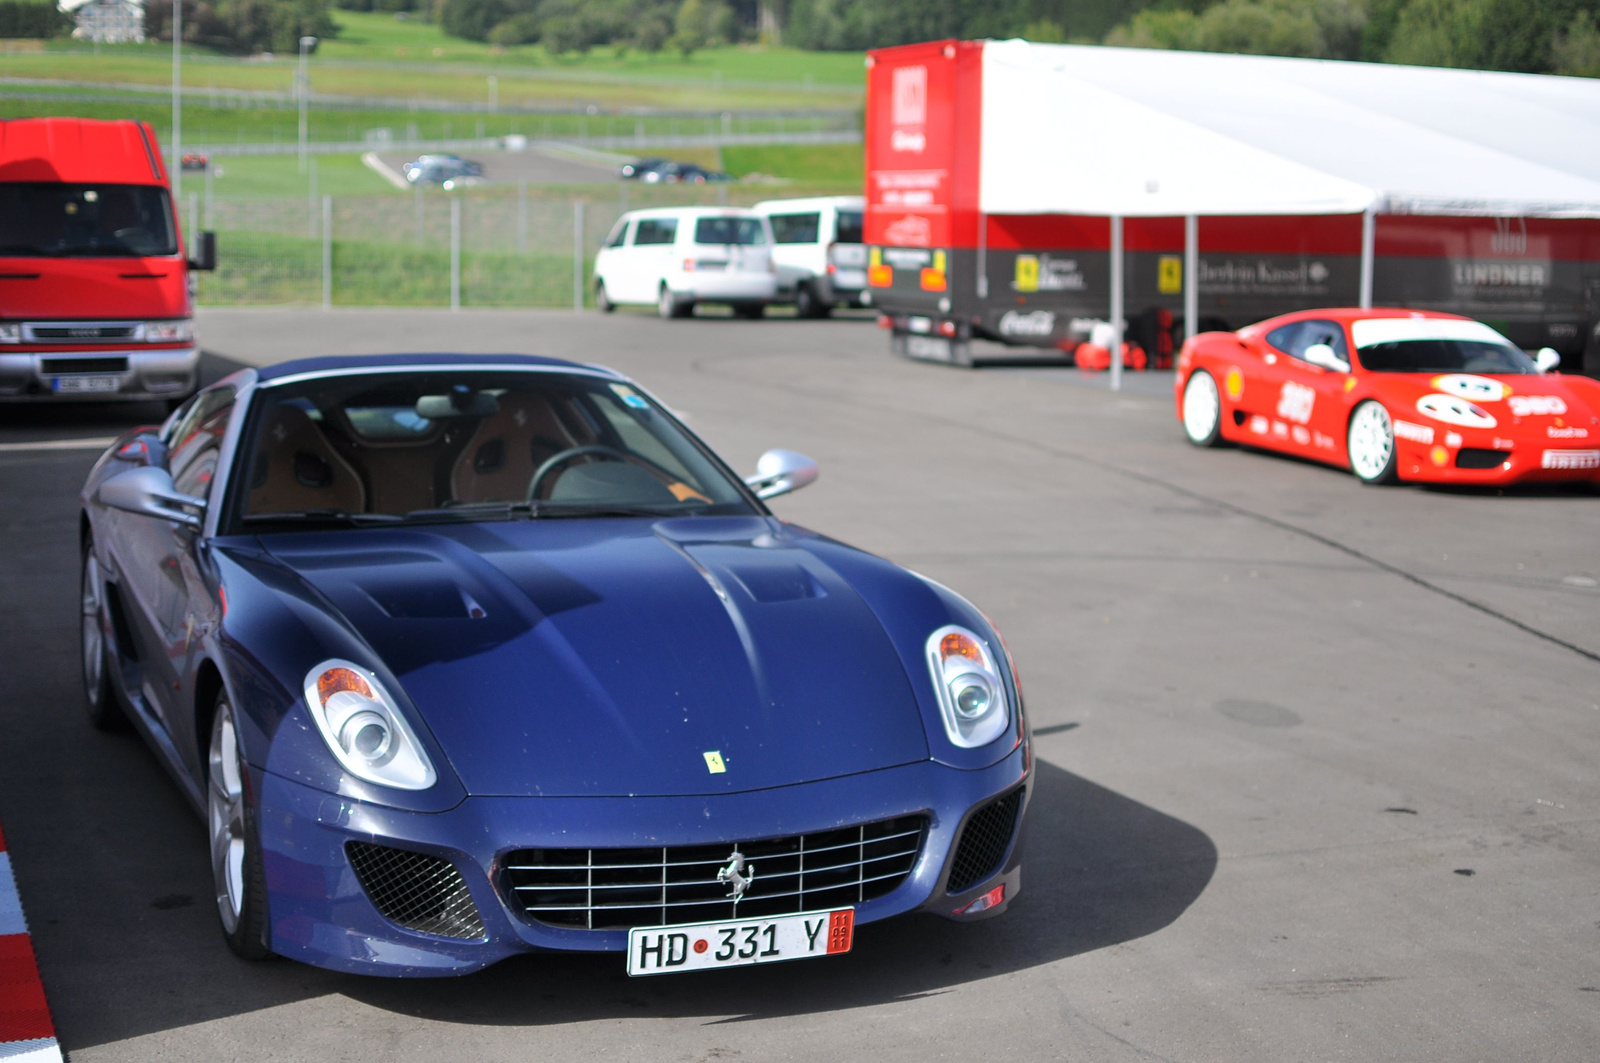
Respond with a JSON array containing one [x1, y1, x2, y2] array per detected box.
[[1456, 448, 1511, 469], [947, 787, 1023, 894], [346, 841, 486, 940]]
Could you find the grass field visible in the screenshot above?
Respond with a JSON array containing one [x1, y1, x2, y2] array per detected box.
[[0, 12, 864, 109], [723, 143, 861, 185]]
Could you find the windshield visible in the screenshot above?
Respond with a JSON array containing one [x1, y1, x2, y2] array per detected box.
[[229, 370, 758, 532], [0, 183, 177, 257], [1351, 316, 1537, 374], [693, 217, 767, 246]]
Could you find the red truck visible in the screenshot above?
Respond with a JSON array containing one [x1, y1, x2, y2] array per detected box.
[[863, 40, 1600, 376], [0, 117, 214, 407]]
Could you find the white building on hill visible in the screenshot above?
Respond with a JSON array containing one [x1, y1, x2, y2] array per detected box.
[[62, 0, 145, 44]]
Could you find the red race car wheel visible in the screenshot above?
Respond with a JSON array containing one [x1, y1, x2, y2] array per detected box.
[[1348, 400, 1399, 485], [1182, 370, 1224, 447]]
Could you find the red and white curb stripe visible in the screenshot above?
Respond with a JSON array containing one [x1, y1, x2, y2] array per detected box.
[[0, 821, 63, 1062]]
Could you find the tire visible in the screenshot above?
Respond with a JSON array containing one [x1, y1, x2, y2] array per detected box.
[[1348, 399, 1399, 485], [1181, 370, 1224, 447], [733, 302, 766, 320], [794, 284, 818, 319], [658, 285, 692, 320], [596, 281, 615, 314], [208, 692, 273, 961], [80, 540, 124, 731]]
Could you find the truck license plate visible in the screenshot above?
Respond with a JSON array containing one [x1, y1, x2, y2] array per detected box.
[[52, 375, 121, 394], [627, 908, 853, 977]]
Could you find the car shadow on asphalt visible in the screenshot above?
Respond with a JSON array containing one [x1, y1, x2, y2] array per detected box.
[[338, 758, 1218, 1027]]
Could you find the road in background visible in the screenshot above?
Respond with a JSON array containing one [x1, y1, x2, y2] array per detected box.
[[1, 308, 1597, 1061]]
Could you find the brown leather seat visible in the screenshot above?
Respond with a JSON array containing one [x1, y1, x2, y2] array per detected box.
[[451, 392, 582, 503], [245, 402, 366, 515]]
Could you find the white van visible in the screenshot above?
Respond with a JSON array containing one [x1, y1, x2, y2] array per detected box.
[[753, 196, 867, 318], [594, 207, 777, 319]]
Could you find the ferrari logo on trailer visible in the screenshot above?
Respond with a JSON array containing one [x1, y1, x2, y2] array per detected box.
[[1158, 256, 1182, 294], [1014, 255, 1039, 293]]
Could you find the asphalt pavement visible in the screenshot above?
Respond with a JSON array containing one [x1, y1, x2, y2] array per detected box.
[[1, 307, 1597, 1061]]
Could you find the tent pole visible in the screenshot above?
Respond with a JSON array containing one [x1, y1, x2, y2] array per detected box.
[[1184, 214, 1198, 348], [1359, 206, 1376, 309], [1110, 215, 1124, 393]]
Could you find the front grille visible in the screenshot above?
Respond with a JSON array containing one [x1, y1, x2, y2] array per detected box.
[[346, 841, 486, 940], [947, 787, 1024, 894], [41, 357, 128, 375], [1456, 448, 1511, 469], [505, 814, 927, 930], [32, 326, 136, 341]]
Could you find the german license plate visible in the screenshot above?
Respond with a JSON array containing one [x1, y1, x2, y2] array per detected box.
[[52, 375, 121, 394], [627, 908, 853, 977]]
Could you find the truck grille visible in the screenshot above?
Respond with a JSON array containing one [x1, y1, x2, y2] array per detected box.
[[946, 787, 1024, 894], [505, 814, 927, 930], [30, 326, 137, 341], [41, 357, 129, 375], [346, 841, 486, 940]]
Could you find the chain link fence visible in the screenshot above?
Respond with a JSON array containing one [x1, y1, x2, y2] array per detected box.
[[190, 182, 810, 309]]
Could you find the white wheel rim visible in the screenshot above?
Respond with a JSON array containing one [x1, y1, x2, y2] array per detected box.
[[1349, 403, 1394, 480], [1183, 371, 1221, 442], [209, 701, 247, 933], [80, 552, 103, 700]]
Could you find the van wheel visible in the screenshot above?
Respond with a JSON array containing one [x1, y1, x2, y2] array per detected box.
[[596, 281, 615, 313], [658, 285, 690, 319], [794, 285, 819, 319]]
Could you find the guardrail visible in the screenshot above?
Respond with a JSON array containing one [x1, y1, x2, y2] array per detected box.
[[189, 129, 862, 157]]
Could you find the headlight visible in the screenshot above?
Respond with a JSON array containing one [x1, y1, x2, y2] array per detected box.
[[0, 323, 19, 343], [143, 319, 194, 343], [303, 660, 437, 790], [926, 625, 1009, 748]]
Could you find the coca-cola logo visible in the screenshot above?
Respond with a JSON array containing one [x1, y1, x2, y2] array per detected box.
[[998, 310, 1055, 337]]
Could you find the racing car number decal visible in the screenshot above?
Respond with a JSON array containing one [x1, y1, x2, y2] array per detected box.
[[1507, 395, 1567, 417], [1276, 382, 1316, 425]]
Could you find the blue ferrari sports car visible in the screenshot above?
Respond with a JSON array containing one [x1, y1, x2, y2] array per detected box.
[[79, 354, 1031, 977]]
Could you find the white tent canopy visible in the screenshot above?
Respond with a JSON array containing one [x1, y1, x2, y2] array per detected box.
[[978, 40, 1600, 219]]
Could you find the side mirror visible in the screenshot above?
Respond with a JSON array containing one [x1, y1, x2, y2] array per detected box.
[[744, 449, 818, 501], [98, 466, 206, 529], [188, 231, 217, 272], [1535, 347, 1561, 373], [1301, 343, 1350, 373]]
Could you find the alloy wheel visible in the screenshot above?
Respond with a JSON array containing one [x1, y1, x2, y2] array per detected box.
[[1182, 370, 1222, 446], [80, 551, 104, 703], [1348, 400, 1397, 483], [209, 698, 248, 934]]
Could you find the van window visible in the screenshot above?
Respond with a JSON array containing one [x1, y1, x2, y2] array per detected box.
[[694, 217, 767, 246], [0, 183, 178, 258], [633, 218, 677, 246], [769, 213, 821, 244], [603, 218, 630, 248], [835, 210, 864, 244]]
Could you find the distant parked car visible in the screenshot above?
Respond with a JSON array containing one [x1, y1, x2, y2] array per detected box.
[[755, 196, 868, 318], [180, 153, 209, 171], [403, 155, 484, 186], [618, 157, 669, 179], [594, 207, 777, 319], [640, 161, 735, 185]]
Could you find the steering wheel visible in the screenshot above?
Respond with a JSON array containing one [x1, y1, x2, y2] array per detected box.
[[527, 445, 631, 501]]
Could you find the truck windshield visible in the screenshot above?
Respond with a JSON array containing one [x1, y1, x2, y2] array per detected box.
[[0, 183, 178, 257]]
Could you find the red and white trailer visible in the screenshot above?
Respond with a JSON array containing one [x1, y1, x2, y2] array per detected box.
[[863, 40, 1600, 382]]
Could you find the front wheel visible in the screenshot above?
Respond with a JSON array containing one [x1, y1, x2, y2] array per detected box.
[[658, 285, 690, 319], [209, 693, 273, 960], [80, 542, 123, 730], [1181, 369, 1224, 447], [1348, 400, 1399, 484], [595, 280, 615, 313]]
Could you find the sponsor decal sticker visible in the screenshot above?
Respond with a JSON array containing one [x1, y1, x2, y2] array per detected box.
[[1249, 415, 1269, 435], [1224, 368, 1244, 400], [1548, 425, 1590, 438], [1507, 395, 1568, 417], [1291, 425, 1311, 445], [1432, 374, 1507, 402], [998, 310, 1056, 338], [1542, 449, 1600, 470], [1011, 254, 1084, 293], [1445, 431, 1463, 447], [883, 215, 931, 247], [703, 751, 727, 774], [1394, 420, 1435, 444], [1313, 430, 1336, 450], [1431, 445, 1450, 466], [1157, 256, 1182, 294], [1417, 394, 1497, 429], [1272, 420, 1290, 439], [1276, 381, 1316, 425]]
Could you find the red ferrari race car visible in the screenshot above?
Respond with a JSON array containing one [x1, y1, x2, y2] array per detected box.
[[1176, 308, 1600, 486]]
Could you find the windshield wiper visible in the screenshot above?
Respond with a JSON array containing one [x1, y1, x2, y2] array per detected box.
[[533, 502, 689, 519], [242, 510, 405, 526], [57, 246, 145, 258], [399, 502, 537, 523]]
